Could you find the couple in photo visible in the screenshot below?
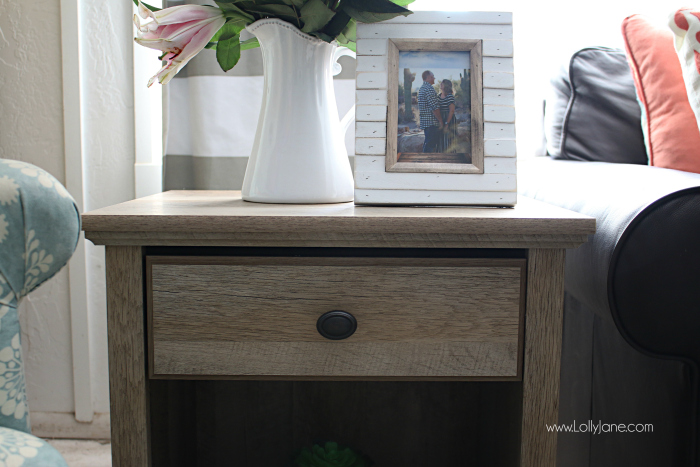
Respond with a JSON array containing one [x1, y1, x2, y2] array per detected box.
[[417, 70, 458, 153]]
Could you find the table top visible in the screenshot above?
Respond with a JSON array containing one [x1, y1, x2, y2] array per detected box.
[[82, 191, 595, 249]]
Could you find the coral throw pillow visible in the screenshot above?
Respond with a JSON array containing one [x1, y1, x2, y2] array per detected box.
[[622, 14, 700, 173], [669, 9, 700, 131]]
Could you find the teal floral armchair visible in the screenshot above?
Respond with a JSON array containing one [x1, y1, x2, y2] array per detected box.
[[0, 159, 81, 466]]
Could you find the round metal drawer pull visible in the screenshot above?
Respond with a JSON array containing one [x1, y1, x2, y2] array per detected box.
[[316, 310, 357, 340]]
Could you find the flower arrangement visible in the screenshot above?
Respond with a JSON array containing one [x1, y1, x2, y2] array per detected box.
[[133, 0, 415, 86]]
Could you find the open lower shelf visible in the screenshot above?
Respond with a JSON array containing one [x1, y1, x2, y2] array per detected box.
[[150, 380, 523, 466]]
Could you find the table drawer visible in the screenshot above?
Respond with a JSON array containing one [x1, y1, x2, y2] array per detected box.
[[147, 256, 526, 379]]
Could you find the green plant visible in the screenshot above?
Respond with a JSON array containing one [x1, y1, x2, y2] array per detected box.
[[135, 0, 414, 73], [293, 441, 372, 467]]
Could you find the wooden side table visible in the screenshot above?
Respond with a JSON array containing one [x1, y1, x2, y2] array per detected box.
[[82, 191, 594, 467]]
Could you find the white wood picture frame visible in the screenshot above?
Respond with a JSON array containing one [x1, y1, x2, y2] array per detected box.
[[354, 11, 516, 206]]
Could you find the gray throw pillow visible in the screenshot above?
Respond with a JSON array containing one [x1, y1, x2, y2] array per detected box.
[[545, 47, 648, 164]]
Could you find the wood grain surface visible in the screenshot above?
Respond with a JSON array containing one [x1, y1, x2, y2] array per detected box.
[[153, 341, 519, 378], [148, 257, 525, 379], [87, 231, 589, 249], [383, 38, 399, 171], [105, 246, 150, 467], [520, 248, 566, 467], [81, 191, 595, 244], [470, 39, 485, 172]]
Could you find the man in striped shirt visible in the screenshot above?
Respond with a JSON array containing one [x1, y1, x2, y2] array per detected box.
[[417, 70, 444, 153]]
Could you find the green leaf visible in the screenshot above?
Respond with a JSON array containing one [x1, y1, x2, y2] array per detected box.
[[281, 0, 306, 7], [210, 29, 224, 43], [339, 0, 411, 23], [335, 19, 355, 46], [390, 0, 415, 5], [216, 34, 241, 72], [215, 2, 255, 22], [132, 0, 161, 12], [208, 36, 258, 53], [234, 2, 299, 24], [343, 0, 411, 12], [240, 37, 260, 50], [215, 23, 243, 71], [340, 18, 356, 42], [341, 6, 410, 23], [244, 3, 297, 16], [335, 28, 356, 52], [219, 20, 246, 40], [299, 0, 336, 33], [320, 10, 351, 38], [251, 0, 299, 4], [336, 31, 356, 52], [226, 15, 251, 32], [210, 19, 245, 45]]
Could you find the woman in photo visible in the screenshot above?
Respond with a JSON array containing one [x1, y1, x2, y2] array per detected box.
[[438, 79, 458, 153]]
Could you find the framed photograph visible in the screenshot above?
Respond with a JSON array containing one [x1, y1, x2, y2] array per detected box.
[[354, 12, 516, 206], [387, 39, 483, 174]]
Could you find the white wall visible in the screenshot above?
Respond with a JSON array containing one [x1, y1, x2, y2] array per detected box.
[[81, 0, 136, 420], [0, 0, 76, 418], [0, 0, 135, 438]]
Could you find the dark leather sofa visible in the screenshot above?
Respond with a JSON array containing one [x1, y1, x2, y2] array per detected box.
[[519, 158, 700, 467]]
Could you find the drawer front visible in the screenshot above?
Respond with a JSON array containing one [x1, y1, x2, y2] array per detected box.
[[147, 257, 525, 379]]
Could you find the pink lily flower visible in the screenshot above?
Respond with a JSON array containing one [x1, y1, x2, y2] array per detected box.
[[134, 1, 225, 87]]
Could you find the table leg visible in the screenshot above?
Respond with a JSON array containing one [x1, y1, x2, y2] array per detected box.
[[106, 246, 150, 466], [521, 248, 566, 466]]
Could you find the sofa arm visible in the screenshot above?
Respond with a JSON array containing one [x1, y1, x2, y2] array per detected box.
[[519, 158, 700, 363]]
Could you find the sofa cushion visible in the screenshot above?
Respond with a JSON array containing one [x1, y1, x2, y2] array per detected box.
[[544, 47, 647, 165], [669, 8, 700, 133], [623, 14, 700, 173]]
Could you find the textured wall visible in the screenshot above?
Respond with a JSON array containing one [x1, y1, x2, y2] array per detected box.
[[0, 0, 66, 178], [81, 0, 135, 416], [0, 0, 76, 414]]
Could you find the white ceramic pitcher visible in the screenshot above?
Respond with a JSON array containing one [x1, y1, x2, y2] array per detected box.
[[242, 18, 356, 204]]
